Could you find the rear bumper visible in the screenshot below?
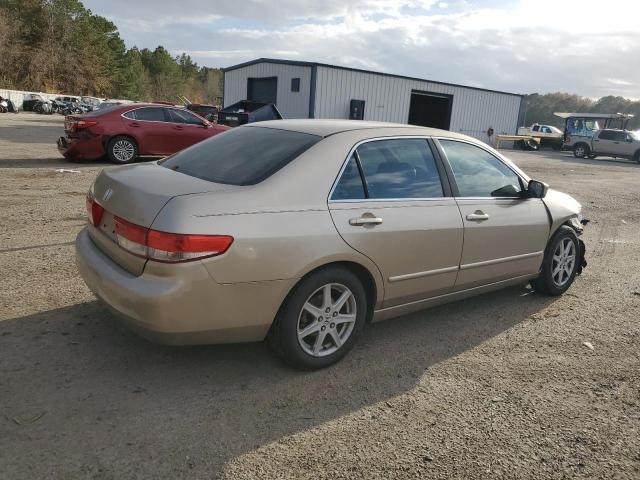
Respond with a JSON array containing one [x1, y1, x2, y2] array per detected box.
[[75, 228, 295, 345], [58, 135, 105, 160]]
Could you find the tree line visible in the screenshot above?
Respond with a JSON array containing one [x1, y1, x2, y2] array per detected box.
[[519, 93, 640, 130], [0, 0, 223, 104]]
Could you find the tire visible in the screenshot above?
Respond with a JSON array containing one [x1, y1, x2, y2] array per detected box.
[[268, 266, 368, 370], [531, 226, 580, 296], [107, 135, 138, 164], [634, 151, 640, 164], [573, 143, 589, 158]]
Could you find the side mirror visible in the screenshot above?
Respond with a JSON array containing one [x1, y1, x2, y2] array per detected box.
[[528, 180, 548, 198]]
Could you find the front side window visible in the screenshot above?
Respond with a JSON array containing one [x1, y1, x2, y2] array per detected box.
[[133, 107, 167, 122], [439, 140, 523, 198], [598, 130, 615, 140], [613, 131, 626, 141]]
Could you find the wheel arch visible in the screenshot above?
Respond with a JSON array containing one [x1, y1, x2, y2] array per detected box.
[[278, 260, 382, 325]]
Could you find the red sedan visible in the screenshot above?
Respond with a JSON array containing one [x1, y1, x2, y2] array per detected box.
[[57, 103, 230, 163]]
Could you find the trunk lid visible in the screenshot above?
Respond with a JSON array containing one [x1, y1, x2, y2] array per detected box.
[[88, 163, 237, 276]]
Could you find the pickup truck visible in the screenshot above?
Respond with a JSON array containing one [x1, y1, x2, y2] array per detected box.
[[572, 129, 640, 163], [517, 124, 563, 149]]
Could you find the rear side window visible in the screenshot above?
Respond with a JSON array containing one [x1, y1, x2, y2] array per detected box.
[[131, 107, 167, 122], [160, 127, 321, 185], [332, 139, 444, 200], [168, 108, 204, 125], [332, 156, 366, 200]]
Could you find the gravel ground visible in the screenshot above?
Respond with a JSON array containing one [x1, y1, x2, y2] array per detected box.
[[0, 112, 639, 480]]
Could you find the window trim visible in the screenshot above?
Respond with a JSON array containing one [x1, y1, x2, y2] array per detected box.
[[328, 136, 451, 203], [434, 137, 530, 200]]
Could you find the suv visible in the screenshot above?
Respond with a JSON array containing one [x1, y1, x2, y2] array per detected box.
[[573, 129, 640, 163]]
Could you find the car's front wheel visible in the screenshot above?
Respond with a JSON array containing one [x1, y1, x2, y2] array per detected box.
[[531, 226, 580, 296], [268, 266, 368, 370], [107, 136, 138, 164]]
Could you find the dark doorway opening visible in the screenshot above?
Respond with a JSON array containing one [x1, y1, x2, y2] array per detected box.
[[247, 77, 278, 104], [408, 90, 453, 130]]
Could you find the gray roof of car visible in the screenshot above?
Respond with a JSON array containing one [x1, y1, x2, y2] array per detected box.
[[245, 119, 465, 138]]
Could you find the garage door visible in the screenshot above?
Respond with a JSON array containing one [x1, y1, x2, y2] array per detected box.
[[247, 77, 278, 104]]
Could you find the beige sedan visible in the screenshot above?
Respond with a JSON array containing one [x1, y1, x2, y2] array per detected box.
[[76, 120, 587, 369]]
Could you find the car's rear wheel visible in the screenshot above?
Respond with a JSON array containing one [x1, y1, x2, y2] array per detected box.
[[268, 267, 368, 370], [634, 151, 640, 164], [573, 143, 589, 158], [107, 136, 138, 164], [531, 226, 580, 296]]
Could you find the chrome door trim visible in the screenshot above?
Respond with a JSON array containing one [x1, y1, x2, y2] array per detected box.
[[459, 251, 543, 271], [388, 265, 459, 283]]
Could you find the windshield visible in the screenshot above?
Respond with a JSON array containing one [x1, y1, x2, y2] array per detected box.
[[160, 126, 322, 185], [629, 130, 640, 141]]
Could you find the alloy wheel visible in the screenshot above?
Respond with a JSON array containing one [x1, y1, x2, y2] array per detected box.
[[297, 283, 357, 357], [112, 140, 135, 162], [551, 238, 576, 287]]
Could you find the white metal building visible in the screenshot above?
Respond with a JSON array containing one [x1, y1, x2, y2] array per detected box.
[[223, 58, 523, 142]]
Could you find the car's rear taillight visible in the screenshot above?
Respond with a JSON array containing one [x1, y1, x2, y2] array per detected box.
[[86, 193, 104, 226], [69, 118, 98, 132], [113, 216, 233, 263]]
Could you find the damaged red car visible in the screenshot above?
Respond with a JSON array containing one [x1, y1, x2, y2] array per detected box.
[[57, 103, 230, 163]]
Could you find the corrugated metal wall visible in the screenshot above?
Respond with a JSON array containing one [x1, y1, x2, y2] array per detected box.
[[313, 66, 521, 142], [223, 64, 312, 119]]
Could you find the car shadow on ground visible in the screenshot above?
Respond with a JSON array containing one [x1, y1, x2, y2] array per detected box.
[[0, 285, 557, 476]]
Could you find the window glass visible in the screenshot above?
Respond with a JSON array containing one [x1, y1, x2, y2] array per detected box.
[[598, 130, 615, 140], [439, 140, 523, 198], [532, 125, 539, 132], [134, 107, 167, 122], [168, 108, 204, 125], [613, 131, 626, 141], [331, 156, 366, 200], [160, 127, 321, 185], [291, 78, 301, 92], [356, 139, 443, 199], [122, 110, 136, 119], [541, 127, 551, 133]]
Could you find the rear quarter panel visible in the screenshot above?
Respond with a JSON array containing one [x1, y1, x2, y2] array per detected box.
[[150, 205, 385, 307]]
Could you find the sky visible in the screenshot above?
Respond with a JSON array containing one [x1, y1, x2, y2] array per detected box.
[[82, 0, 640, 98]]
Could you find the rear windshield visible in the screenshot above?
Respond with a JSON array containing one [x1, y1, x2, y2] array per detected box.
[[159, 126, 322, 185]]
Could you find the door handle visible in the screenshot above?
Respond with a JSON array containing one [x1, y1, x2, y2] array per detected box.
[[128, 122, 140, 128], [174, 125, 184, 130], [349, 216, 383, 226], [466, 212, 490, 221]]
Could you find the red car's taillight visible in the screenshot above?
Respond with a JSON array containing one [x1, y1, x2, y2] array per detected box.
[[74, 119, 98, 131], [86, 193, 104, 226], [113, 216, 233, 263]]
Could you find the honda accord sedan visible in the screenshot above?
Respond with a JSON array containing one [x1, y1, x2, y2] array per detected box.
[[58, 103, 229, 163], [76, 120, 587, 369]]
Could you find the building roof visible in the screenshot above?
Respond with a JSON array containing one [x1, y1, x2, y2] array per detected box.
[[554, 112, 634, 119], [223, 58, 522, 98]]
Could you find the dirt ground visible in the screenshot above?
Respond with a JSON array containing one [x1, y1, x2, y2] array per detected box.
[[0, 112, 639, 480]]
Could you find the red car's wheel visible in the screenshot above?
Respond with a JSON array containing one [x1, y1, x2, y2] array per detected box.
[[107, 136, 138, 164]]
